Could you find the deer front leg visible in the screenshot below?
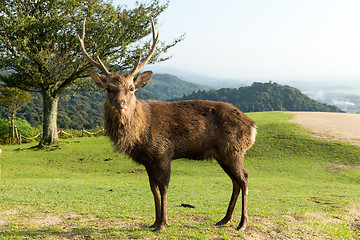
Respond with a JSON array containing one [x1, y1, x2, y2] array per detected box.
[[152, 184, 168, 232], [146, 163, 170, 232], [149, 181, 162, 229]]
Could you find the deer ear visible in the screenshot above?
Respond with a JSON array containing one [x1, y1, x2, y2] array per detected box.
[[89, 71, 107, 89], [134, 71, 153, 89]]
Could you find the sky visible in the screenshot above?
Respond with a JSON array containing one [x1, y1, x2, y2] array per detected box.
[[113, 0, 360, 85]]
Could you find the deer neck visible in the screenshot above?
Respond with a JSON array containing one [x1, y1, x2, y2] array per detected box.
[[104, 99, 148, 153]]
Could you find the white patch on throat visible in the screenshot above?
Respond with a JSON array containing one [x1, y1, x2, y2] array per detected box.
[[251, 126, 257, 143]]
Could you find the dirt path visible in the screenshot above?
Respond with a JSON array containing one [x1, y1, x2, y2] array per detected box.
[[289, 112, 360, 146]]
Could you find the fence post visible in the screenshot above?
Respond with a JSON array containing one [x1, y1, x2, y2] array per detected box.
[[82, 128, 84, 137], [60, 129, 63, 138], [19, 133, 22, 145], [15, 126, 19, 141]]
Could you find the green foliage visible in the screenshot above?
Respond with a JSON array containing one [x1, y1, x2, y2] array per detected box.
[[0, 117, 34, 137], [0, 112, 359, 238], [175, 81, 343, 113], [0, 90, 105, 129], [57, 91, 105, 129], [0, 86, 33, 115], [0, 91, 44, 128], [135, 89, 159, 100]]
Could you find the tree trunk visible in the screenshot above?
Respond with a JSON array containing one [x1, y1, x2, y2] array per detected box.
[[41, 89, 59, 145], [11, 112, 15, 143]]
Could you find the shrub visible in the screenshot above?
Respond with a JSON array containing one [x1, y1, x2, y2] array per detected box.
[[0, 117, 34, 138]]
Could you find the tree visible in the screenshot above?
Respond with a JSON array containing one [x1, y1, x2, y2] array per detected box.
[[0, 86, 33, 142], [0, 0, 183, 145]]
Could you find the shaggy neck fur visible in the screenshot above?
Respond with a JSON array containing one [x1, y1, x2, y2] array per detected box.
[[104, 99, 148, 154]]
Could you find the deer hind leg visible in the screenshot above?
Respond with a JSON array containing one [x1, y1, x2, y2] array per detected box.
[[237, 168, 248, 231], [215, 152, 249, 231], [215, 175, 241, 226]]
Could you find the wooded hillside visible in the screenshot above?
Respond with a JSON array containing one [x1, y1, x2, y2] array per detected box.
[[172, 82, 343, 113], [137, 73, 210, 100]]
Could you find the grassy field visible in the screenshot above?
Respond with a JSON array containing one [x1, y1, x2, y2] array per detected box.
[[0, 112, 359, 239]]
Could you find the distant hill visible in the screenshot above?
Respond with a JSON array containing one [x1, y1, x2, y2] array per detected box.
[[137, 73, 211, 100], [171, 82, 343, 113]]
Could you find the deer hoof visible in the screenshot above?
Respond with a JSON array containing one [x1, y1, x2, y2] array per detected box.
[[152, 227, 162, 233], [215, 219, 230, 226], [236, 225, 247, 231], [149, 222, 166, 232], [152, 225, 166, 232]]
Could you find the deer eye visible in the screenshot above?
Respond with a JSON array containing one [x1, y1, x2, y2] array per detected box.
[[129, 86, 135, 93], [106, 86, 113, 93]]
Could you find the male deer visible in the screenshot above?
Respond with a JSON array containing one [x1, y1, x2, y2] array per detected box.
[[78, 18, 257, 232]]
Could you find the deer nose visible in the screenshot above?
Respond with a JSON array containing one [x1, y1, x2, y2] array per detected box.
[[114, 100, 127, 110]]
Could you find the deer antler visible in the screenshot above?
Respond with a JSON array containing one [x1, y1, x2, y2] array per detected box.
[[78, 18, 112, 76], [129, 17, 159, 76]]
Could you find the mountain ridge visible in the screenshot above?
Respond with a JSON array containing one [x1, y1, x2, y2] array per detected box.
[[171, 81, 343, 113]]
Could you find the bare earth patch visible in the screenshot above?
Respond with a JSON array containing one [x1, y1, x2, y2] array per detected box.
[[31, 215, 66, 227], [289, 112, 360, 146], [348, 204, 360, 235]]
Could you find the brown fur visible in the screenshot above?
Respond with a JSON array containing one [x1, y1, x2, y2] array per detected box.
[[94, 72, 257, 232]]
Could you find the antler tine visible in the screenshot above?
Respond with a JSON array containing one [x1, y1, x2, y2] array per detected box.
[[96, 56, 110, 75], [130, 17, 159, 76], [151, 17, 158, 43], [78, 18, 112, 76]]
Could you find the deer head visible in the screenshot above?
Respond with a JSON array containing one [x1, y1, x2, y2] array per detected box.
[[78, 18, 159, 112]]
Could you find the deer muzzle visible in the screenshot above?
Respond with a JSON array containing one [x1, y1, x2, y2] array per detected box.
[[114, 100, 127, 110]]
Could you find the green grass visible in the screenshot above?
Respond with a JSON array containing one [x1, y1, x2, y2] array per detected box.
[[0, 112, 359, 239]]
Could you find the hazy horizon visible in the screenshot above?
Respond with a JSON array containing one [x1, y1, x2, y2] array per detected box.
[[114, 0, 360, 86]]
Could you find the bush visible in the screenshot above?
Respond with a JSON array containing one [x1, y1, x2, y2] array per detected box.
[[0, 117, 34, 138]]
